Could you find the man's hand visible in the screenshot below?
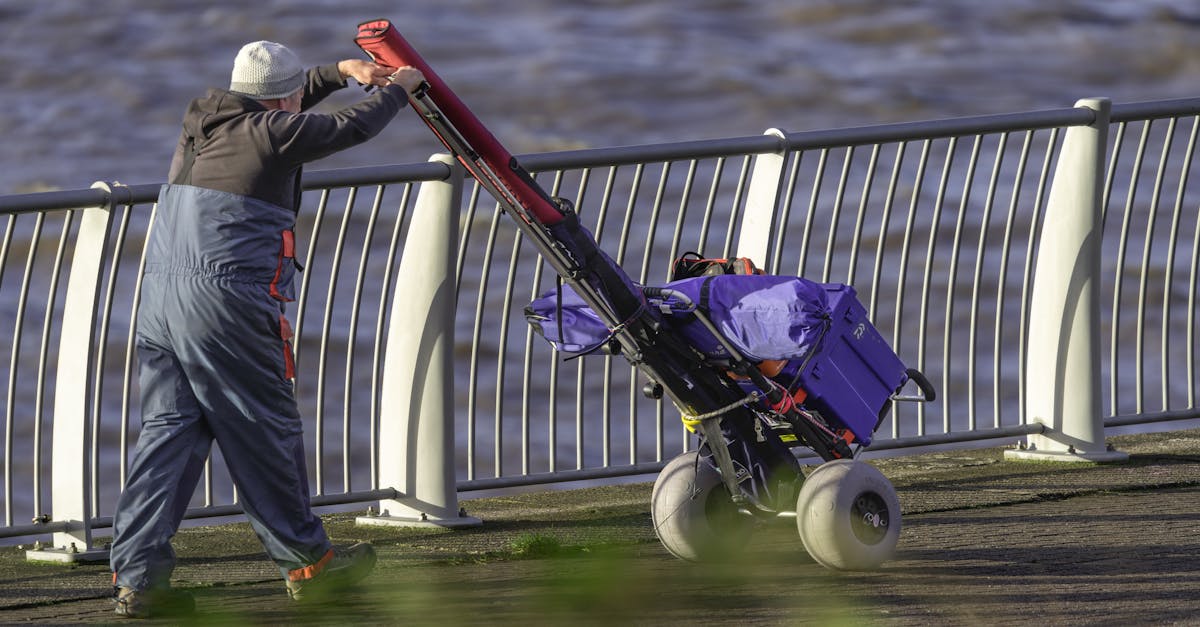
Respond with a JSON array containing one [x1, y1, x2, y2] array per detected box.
[[338, 59, 425, 94], [385, 66, 425, 94], [337, 59, 396, 88]]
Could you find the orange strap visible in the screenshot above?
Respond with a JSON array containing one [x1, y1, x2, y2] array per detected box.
[[281, 229, 295, 257], [279, 314, 295, 380], [269, 229, 296, 302], [288, 549, 334, 582]]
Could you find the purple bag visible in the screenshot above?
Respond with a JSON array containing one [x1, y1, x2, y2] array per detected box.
[[656, 274, 831, 362], [527, 274, 831, 361], [524, 285, 615, 356]]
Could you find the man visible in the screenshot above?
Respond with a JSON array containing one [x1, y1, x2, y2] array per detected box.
[[108, 40, 424, 619]]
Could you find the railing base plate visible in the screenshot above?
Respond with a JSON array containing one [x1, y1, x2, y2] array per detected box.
[[26, 546, 110, 564], [355, 514, 482, 529], [1004, 448, 1129, 463]]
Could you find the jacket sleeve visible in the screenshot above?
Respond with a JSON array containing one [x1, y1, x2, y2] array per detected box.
[[269, 83, 410, 165], [299, 64, 349, 111]]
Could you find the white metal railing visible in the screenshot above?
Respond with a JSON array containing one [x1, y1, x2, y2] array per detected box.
[[2, 96, 1200, 554]]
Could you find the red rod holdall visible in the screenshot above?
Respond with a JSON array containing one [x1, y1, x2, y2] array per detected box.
[[354, 19, 564, 227], [355, 18, 651, 384]]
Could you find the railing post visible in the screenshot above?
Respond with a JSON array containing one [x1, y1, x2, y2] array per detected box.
[[358, 154, 481, 529], [736, 128, 788, 268], [26, 182, 120, 563], [1007, 99, 1128, 463]]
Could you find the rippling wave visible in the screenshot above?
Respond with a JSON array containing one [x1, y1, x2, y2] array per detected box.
[[3, 0, 1199, 193]]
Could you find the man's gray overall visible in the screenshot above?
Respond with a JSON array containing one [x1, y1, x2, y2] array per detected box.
[[110, 183, 331, 591]]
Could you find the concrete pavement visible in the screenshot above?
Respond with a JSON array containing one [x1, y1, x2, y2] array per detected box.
[[1, 429, 1198, 624]]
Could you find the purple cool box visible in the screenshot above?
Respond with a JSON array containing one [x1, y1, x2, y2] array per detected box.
[[795, 284, 908, 446]]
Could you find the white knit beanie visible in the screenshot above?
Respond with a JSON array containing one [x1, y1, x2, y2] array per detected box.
[[229, 41, 304, 99]]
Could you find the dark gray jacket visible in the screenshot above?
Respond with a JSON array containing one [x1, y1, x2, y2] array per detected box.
[[168, 63, 407, 212]]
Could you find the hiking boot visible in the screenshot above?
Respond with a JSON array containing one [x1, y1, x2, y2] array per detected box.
[[286, 543, 377, 602], [112, 586, 195, 619]]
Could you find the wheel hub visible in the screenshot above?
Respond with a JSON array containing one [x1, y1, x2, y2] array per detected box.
[[849, 490, 891, 545]]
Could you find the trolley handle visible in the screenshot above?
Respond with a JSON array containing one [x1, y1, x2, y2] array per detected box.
[[892, 368, 937, 402]]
